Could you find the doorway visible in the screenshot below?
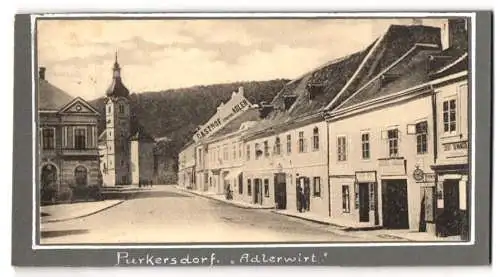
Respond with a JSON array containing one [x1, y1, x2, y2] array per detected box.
[[382, 179, 409, 229], [443, 179, 460, 236], [253, 179, 262, 205], [41, 163, 57, 188], [274, 173, 287, 209], [358, 183, 370, 222]]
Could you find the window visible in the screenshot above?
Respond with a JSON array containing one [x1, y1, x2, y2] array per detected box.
[[298, 131, 305, 153], [354, 184, 359, 209], [416, 121, 428, 154], [238, 143, 242, 158], [238, 178, 243, 194], [103, 163, 108, 174], [264, 179, 269, 197], [198, 149, 202, 164], [232, 145, 236, 160], [42, 128, 55, 150], [223, 146, 228, 161], [264, 141, 270, 157], [255, 143, 261, 159], [74, 166, 87, 186], [312, 127, 319, 151], [119, 104, 124, 114], [274, 137, 281, 155], [337, 136, 347, 161], [361, 133, 370, 159], [388, 129, 399, 157], [313, 177, 321, 197], [443, 99, 457, 133], [246, 145, 251, 160], [342, 185, 350, 213], [74, 128, 86, 150], [286, 134, 292, 154], [247, 179, 252, 196], [107, 106, 111, 113]]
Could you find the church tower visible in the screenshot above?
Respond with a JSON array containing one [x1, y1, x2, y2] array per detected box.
[[102, 52, 131, 186]]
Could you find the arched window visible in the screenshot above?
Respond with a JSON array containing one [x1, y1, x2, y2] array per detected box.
[[41, 163, 57, 188], [313, 127, 320, 151], [119, 104, 125, 114], [74, 166, 88, 186]]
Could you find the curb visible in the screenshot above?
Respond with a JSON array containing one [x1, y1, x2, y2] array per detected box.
[[270, 210, 346, 229], [177, 188, 275, 210], [270, 210, 383, 232], [41, 200, 126, 223]]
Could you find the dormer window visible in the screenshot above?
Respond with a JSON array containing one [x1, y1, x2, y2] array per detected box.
[[284, 95, 297, 110], [258, 101, 274, 118], [380, 74, 400, 87], [306, 82, 325, 100]]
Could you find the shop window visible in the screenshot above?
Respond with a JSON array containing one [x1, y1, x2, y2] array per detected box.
[[369, 183, 376, 211], [342, 185, 350, 213], [264, 179, 269, 197]]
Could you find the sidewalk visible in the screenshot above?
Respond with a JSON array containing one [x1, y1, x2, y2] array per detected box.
[[175, 186, 275, 209], [372, 229, 464, 242], [271, 209, 382, 231], [41, 199, 124, 223]]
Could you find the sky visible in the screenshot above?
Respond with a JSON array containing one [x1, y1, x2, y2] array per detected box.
[[37, 18, 448, 101]]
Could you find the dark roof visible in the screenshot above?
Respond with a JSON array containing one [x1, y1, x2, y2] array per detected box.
[[38, 79, 74, 111], [208, 108, 261, 139], [429, 48, 468, 80], [243, 24, 442, 140], [106, 59, 130, 98], [337, 47, 442, 109]]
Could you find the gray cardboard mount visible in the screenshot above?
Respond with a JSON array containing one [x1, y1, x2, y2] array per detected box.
[[12, 11, 492, 267]]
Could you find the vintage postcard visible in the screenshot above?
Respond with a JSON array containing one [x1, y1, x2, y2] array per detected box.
[[11, 12, 492, 267]]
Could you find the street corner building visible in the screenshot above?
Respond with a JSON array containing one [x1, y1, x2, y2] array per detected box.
[[38, 66, 101, 202], [98, 54, 156, 187], [325, 19, 469, 239], [177, 18, 471, 240]]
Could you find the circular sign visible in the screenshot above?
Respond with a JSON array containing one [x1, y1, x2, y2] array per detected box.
[[413, 168, 425, 181]]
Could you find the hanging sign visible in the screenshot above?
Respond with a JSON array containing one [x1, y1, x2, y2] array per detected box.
[[193, 89, 251, 142]]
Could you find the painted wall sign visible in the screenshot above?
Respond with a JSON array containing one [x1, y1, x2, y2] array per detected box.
[[443, 140, 468, 151], [355, 171, 377, 183], [193, 89, 251, 142]]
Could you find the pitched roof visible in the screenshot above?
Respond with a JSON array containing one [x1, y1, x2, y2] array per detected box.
[[207, 108, 261, 140], [337, 47, 442, 110], [243, 24, 442, 140], [38, 79, 74, 111]]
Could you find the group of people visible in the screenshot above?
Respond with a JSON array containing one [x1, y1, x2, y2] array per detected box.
[[296, 178, 310, 213]]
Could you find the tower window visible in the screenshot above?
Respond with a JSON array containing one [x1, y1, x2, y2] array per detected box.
[[119, 104, 125, 114]]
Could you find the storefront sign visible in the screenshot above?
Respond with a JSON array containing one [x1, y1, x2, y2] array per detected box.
[[443, 140, 468, 151], [355, 171, 377, 183], [378, 158, 406, 176], [193, 91, 251, 142]]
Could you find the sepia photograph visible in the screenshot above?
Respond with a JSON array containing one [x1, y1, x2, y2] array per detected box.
[[35, 15, 472, 246]]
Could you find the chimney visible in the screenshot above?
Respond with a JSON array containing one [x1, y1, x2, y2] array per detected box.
[[39, 67, 46, 80], [441, 18, 468, 51]]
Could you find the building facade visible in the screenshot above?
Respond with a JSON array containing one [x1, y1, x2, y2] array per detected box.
[[38, 67, 101, 200], [178, 143, 196, 189], [98, 54, 156, 187]]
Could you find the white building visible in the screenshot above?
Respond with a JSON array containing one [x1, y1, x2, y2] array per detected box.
[[98, 53, 156, 187]]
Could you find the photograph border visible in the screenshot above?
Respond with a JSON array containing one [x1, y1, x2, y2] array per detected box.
[[12, 11, 492, 266]]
